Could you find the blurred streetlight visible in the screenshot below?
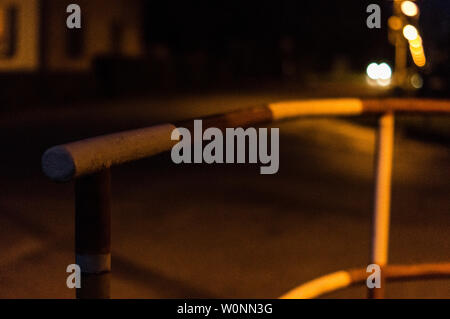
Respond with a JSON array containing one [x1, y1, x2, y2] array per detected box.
[[402, 24, 426, 68], [401, 1, 419, 17], [367, 63, 380, 80], [366, 62, 392, 87], [410, 73, 423, 89], [388, 0, 426, 88], [388, 16, 402, 31], [378, 63, 392, 80], [403, 24, 418, 41], [409, 35, 422, 48]]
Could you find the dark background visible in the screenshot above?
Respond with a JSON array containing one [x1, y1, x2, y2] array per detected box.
[[1, 0, 449, 109], [143, 0, 448, 79]]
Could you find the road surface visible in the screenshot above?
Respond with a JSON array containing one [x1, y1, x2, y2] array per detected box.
[[0, 86, 449, 298]]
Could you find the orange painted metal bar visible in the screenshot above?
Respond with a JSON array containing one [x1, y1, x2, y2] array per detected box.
[[280, 263, 450, 299], [42, 98, 450, 182]]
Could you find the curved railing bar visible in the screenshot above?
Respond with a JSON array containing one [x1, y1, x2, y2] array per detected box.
[[42, 98, 450, 182], [41, 97, 450, 299], [279, 262, 450, 299]]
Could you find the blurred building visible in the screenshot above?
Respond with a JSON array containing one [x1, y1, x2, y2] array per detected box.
[[0, 0, 143, 72]]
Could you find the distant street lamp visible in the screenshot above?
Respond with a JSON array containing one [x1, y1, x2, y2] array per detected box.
[[402, 24, 426, 68], [378, 63, 392, 80], [366, 62, 392, 87], [401, 1, 419, 17], [389, 0, 426, 88], [367, 63, 380, 80], [402, 24, 418, 41]]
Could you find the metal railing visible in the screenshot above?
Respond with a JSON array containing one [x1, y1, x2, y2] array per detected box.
[[42, 98, 450, 299]]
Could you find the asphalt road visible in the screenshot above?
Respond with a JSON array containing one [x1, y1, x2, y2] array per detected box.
[[0, 83, 449, 298]]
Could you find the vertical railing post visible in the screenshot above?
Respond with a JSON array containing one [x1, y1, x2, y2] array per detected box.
[[369, 112, 395, 299], [75, 169, 111, 299]]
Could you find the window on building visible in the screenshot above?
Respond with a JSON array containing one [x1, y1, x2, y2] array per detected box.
[[0, 6, 17, 58]]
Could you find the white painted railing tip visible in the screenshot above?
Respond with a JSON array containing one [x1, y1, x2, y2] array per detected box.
[[42, 145, 76, 182]]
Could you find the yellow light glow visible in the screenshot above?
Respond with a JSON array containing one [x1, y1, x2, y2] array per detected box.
[[377, 78, 391, 87], [410, 44, 426, 67], [410, 46, 423, 54], [410, 73, 423, 89], [401, 1, 419, 17], [409, 35, 422, 48], [388, 16, 402, 30], [415, 59, 426, 67], [411, 51, 424, 59], [403, 25, 418, 40]]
